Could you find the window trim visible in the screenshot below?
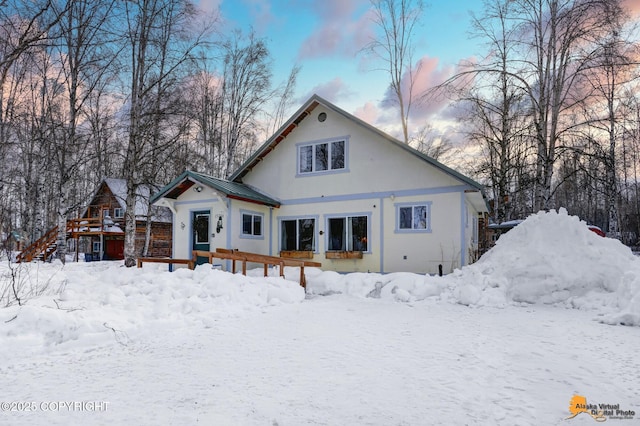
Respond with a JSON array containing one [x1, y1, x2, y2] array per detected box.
[[239, 209, 264, 240], [394, 201, 433, 233], [324, 212, 372, 254], [296, 136, 349, 177], [278, 215, 318, 253]]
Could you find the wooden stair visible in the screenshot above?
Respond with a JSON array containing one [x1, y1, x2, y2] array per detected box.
[[16, 226, 60, 263], [16, 217, 119, 263]]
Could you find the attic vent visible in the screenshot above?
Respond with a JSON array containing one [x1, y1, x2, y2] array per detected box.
[[318, 112, 327, 122]]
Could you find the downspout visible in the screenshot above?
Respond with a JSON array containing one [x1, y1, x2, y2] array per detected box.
[[460, 192, 466, 268]]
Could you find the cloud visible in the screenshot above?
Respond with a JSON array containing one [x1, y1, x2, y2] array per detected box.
[[378, 55, 478, 124], [298, 77, 355, 104], [353, 101, 380, 125], [197, 0, 222, 15], [242, 0, 279, 34], [297, 0, 374, 60], [623, 0, 640, 16]]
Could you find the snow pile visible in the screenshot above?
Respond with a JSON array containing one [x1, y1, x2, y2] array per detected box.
[[0, 262, 304, 355], [306, 208, 640, 326], [305, 268, 446, 301], [449, 208, 640, 324]]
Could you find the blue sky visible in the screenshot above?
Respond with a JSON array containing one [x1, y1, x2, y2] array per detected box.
[[195, 0, 491, 137], [196, 0, 640, 140]]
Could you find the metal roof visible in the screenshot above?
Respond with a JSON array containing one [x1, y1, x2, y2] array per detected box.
[[150, 170, 280, 207]]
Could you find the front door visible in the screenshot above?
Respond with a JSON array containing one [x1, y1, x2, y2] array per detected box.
[[192, 210, 210, 265]]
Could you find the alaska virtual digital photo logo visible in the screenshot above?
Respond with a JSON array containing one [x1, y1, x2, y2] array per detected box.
[[566, 395, 636, 422]]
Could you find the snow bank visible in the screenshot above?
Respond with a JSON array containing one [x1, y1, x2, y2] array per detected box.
[[449, 208, 640, 326], [0, 262, 304, 355], [306, 208, 640, 326]]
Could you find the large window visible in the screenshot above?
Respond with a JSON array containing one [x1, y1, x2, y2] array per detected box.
[[241, 211, 263, 238], [298, 139, 345, 174], [281, 218, 316, 251], [396, 202, 432, 232], [328, 215, 368, 252]]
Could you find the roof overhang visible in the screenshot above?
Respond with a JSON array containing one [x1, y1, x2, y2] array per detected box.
[[150, 170, 280, 208]]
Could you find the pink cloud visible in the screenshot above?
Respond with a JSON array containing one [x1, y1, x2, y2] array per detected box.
[[298, 77, 355, 103], [353, 101, 380, 125], [623, 0, 640, 16], [243, 0, 279, 34], [379, 55, 478, 123], [197, 0, 222, 15], [297, 0, 374, 59]]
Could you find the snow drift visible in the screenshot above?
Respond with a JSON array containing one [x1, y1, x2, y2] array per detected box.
[[306, 208, 640, 326], [0, 263, 305, 355], [2, 207, 639, 358]]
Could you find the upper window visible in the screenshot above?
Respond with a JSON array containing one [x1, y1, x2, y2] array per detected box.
[[114, 208, 124, 219], [241, 212, 263, 238], [298, 139, 345, 174], [281, 218, 316, 251], [327, 215, 368, 252], [396, 202, 432, 233]]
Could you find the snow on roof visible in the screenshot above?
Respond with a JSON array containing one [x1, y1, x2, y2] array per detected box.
[[102, 178, 172, 223]]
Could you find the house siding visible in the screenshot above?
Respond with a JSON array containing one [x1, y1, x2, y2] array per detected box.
[[153, 96, 487, 275], [240, 104, 475, 274]]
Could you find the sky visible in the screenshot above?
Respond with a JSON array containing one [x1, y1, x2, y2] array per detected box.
[[195, 0, 486, 140], [196, 0, 640, 142]]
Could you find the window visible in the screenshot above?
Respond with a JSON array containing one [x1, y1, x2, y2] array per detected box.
[[298, 139, 345, 174], [193, 214, 210, 244], [281, 218, 316, 251], [241, 212, 263, 237], [328, 215, 368, 251], [114, 208, 124, 219], [396, 202, 432, 232], [93, 241, 101, 253]]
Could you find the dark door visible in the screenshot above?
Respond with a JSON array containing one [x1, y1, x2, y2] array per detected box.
[[105, 239, 124, 260], [192, 210, 210, 265]]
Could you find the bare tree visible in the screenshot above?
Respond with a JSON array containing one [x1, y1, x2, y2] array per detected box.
[[219, 30, 273, 178], [121, 0, 210, 267], [512, 0, 622, 211], [267, 64, 301, 136], [365, 0, 424, 144], [51, 0, 119, 263], [581, 3, 639, 235]]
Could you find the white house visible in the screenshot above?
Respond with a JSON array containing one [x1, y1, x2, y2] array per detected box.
[[151, 95, 488, 274]]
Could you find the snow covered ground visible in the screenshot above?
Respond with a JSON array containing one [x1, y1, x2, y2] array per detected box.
[[1, 209, 639, 425]]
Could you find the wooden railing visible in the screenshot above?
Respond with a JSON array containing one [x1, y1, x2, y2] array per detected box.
[[16, 216, 127, 263], [136, 257, 195, 270], [16, 226, 59, 263], [184, 249, 322, 287], [66, 217, 113, 235]]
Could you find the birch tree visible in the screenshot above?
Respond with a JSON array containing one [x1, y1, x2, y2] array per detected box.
[[121, 0, 209, 267], [366, 0, 424, 144], [52, 0, 118, 262]]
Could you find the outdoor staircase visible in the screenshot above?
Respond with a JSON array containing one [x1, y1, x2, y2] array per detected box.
[[16, 226, 60, 263], [16, 218, 106, 263]]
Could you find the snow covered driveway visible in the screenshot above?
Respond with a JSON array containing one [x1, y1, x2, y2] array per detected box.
[[2, 295, 638, 425]]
